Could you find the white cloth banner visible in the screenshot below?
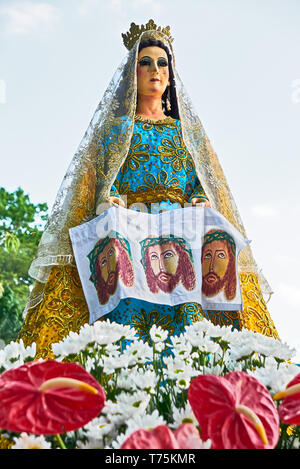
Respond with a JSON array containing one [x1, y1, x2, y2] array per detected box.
[[69, 206, 250, 324]]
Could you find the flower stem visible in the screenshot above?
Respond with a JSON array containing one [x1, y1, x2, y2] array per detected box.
[[55, 434, 67, 449]]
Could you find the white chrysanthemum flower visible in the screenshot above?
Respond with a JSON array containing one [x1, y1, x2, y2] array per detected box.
[[292, 437, 300, 449], [228, 341, 257, 361], [121, 340, 153, 366], [170, 402, 197, 429], [170, 337, 192, 359], [110, 410, 166, 449], [11, 433, 51, 450], [205, 323, 233, 342], [93, 320, 137, 345], [150, 324, 169, 343], [83, 415, 115, 440], [199, 336, 220, 354], [129, 368, 157, 393], [84, 356, 96, 373], [240, 331, 295, 360], [110, 426, 134, 449], [163, 355, 197, 381], [185, 319, 212, 336], [0, 340, 36, 370], [128, 410, 166, 431], [202, 364, 224, 375], [102, 391, 151, 426], [117, 391, 150, 416], [224, 353, 244, 372], [175, 373, 191, 390], [183, 326, 205, 347], [153, 341, 166, 353], [272, 340, 296, 361], [76, 437, 104, 449], [100, 353, 130, 374], [53, 320, 137, 359], [248, 357, 300, 394]]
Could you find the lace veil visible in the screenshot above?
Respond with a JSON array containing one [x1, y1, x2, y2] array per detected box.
[[25, 22, 272, 314]]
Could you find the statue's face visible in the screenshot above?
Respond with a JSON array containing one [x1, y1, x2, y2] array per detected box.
[[148, 242, 179, 284], [137, 46, 170, 98], [97, 241, 117, 286], [202, 240, 230, 285]]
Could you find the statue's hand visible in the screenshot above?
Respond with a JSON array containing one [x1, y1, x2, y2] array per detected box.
[[191, 197, 211, 208], [107, 196, 126, 207]]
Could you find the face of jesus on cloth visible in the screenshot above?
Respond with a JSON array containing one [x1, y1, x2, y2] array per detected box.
[[97, 242, 118, 296], [143, 239, 196, 294], [89, 236, 134, 305], [148, 242, 179, 291], [201, 231, 237, 301]]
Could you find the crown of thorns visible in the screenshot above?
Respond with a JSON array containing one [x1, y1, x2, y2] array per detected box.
[[87, 231, 132, 282], [202, 230, 236, 255], [139, 234, 193, 269]]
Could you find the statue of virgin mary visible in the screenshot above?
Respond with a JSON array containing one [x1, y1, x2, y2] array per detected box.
[[18, 20, 279, 359]]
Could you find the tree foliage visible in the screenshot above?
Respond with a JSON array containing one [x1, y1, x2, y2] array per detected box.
[[0, 187, 48, 343]]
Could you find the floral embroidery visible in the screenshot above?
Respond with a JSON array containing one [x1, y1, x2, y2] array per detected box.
[[138, 169, 180, 191], [158, 133, 195, 172], [125, 308, 175, 342], [121, 132, 150, 173]]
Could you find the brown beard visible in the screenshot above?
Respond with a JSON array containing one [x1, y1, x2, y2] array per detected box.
[[105, 270, 118, 296], [202, 272, 226, 297], [154, 270, 181, 293], [144, 242, 196, 294], [94, 263, 119, 304]]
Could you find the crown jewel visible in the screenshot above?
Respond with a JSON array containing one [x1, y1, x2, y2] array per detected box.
[[122, 19, 174, 51]]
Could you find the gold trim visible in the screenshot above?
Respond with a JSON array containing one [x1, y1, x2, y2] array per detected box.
[[122, 19, 174, 51], [124, 187, 188, 206], [134, 114, 176, 125]]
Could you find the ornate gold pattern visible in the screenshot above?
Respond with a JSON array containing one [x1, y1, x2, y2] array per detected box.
[[135, 115, 176, 125], [125, 186, 188, 206], [158, 131, 195, 173], [120, 132, 150, 173], [129, 308, 175, 341], [19, 265, 89, 360], [239, 273, 279, 339]]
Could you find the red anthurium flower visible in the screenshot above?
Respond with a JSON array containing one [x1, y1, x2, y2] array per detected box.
[[121, 423, 204, 449], [121, 425, 179, 449], [188, 371, 279, 449], [273, 373, 300, 425], [0, 360, 106, 435], [173, 423, 206, 449]]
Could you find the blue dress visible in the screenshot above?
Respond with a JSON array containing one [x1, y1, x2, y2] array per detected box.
[[103, 116, 241, 344]]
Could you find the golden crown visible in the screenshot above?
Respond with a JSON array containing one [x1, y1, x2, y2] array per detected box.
[[122, 19, 174, 51]]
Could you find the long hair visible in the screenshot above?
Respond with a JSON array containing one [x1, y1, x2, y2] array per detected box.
[[201, 240, 237, 301], [138, 38, 180, 120], [143, 241, 195, 293], [93, 239, 134, 304]]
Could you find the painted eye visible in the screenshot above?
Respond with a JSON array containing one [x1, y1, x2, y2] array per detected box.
[[150, 253, 159, 260], [164, 251, 174, 258], [218, 252, 226, 259], [204, 253, 212, 259], [157, 58, 168, 67], [138, 58, 151, 66], [101, 259, 107, 267]]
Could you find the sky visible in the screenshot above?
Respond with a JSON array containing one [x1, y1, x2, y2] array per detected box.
[[0, 0, 300, 360]]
